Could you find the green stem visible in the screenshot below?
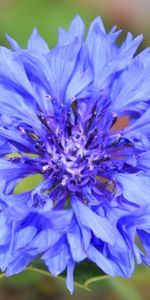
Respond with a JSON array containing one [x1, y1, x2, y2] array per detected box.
[[85, 275, 109, 288], [26, 267, 91, 291]]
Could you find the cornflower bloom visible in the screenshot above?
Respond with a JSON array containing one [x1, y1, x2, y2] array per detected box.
[[0, 16, 150, 293]]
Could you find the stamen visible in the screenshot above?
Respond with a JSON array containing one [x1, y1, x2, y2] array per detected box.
[[85, 128, 97, 148], [19, 127, 26, 134], [71, 99, 78, 125], [66, 111, 72, 137], [37, 113, 50, 130], [38, 113, 63, 150], [111, 112, 118, 128], [35, 142, 45, 152], [42, 164, 50, 172], [45, 95, 52, 100], [93, 155, 111, 163], [85, 103, 97, 133], [6, 156, 21, 162]]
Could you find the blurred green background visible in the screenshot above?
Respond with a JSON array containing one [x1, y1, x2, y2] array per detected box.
[[0, 0, 150, 299]]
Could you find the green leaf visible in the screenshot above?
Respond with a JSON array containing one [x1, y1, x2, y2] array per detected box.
[[0, 273, 5, 280], [73, 260, 109, 288], [108, 278, 145, 300], [27, 258, 109, 291]]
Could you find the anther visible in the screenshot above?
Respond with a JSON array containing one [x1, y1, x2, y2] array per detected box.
[[42, 165, 50, 172], [71, 99, 78, 125], [45, 95, 52, 100], [100, 155, 111, 162], [85, 103, 97, 133], [111, 112, 118, 128], [7, 156, 21, 162], [19, 127, 39, 141], [19, 127, 25, 134], [38, 113, 63, 150], [35, 142, 44, 152], [85, 128, 98, 148], [66, 110, 72, 136]]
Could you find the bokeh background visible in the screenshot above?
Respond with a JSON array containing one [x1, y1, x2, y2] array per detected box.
[[0, 0, 149, 299]]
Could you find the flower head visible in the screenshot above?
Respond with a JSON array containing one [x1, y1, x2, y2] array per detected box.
[[1, 16, 150, 293]]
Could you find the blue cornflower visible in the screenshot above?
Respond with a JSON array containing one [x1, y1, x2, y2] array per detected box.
[[0, 15, 150, 293]]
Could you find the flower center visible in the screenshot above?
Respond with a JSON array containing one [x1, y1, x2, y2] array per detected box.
[[9, 100, 134, 195], [41, 128, 98, 191]]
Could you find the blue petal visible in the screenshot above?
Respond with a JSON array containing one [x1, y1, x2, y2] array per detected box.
[[15, 50, 52, 93], [138, 230, 150, 258], [50, 210, 74, 233], [27, 28, 49, 53], [0, 159, 36, 193], [58, 15, 85, 45], [71, 197, 115, 244], [111, 57, 145, 114], [46, 38, 81, 102], [0, 47, 35, 96], [120, 206, 150, 232], [0, 214, 11, 246], [86, 17, 111, 101], [0, 88, 43, 135], [138, 47, 150, 70], [137, 152, 150, 170], [5, 33, 21, 50], [14, 226, 37, 250], [104, 244, 133, 277], [123, 107, 150, 138], [116, 173, 150, 206], [80, 225, 91, 251], [118, 33, 143, 70], [108, 26, 122, 43], [43, 242, 70, 277], [6, 254, 34, 276], [65, 47, 93, 104], [66, 259, 75, 294], [26, 228, 61, 255], [87, 245, 116, 276], [67, 224, 86, 262], [69, 15, 85, 39], [0, 127, 35, 154]]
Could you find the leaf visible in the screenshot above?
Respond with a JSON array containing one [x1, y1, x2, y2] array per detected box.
[[108, 278, 145, 300], [0, 273, 5, 280], [73, 260, 109, 288], [27, 258, 109, 291], [0, 270, 41, 286]]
